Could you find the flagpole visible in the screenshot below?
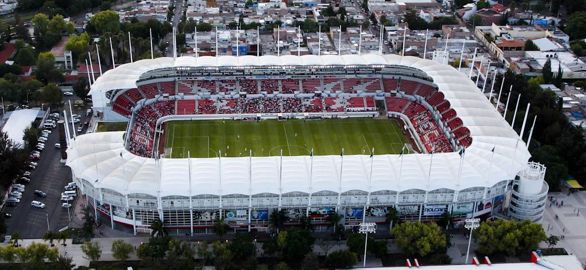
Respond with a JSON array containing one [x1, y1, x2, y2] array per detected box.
[[318, 24, 321, 56], [256, 26, 260, 57], [519, 103, 531, 139], [468, 47, 477, 79], [496, 76, 505, 109], [150, 28, 154, 59], [378, 25, 383, 55], [95, 44, 103, 76], [109, 37, 116, 69], [401, 26, 407, 56], [277, 25, 280, 56], [338, 26, 342, 55], [337, 148, 344, 209], [503, 86, 512, 118], [358, 25, 362, 55], [128, 31, 133, 62], [88, 52, 96, 83], [236, 25, 239, 57], [475, 58, 483, 85], [526, 115, 537, 148], [195, 26, 198, 57], [458, 41, 465, 71], [488, 71, 497, 101], [423, 29, 428, 59], [511, 93, 521, 128]]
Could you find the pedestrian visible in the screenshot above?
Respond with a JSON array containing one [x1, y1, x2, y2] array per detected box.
[[561, 201, 564, 207]]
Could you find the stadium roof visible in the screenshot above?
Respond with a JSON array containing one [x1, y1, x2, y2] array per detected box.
[[1, 108, 40, 148], [71, 55, 532, 197]]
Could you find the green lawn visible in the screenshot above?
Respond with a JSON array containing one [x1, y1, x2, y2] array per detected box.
[[164, 118, 408, 158]]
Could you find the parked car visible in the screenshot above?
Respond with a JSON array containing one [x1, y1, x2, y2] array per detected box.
[[77, 126, 83, 133], [11, 185, 24, 192], [31, 201, 46, 209], [29, 162, 38, 167], [12, 183, 25, 189], [34, 190, 47, 198], [63, 92, 74, 96], [19, 176, 31, 183], [4, 213, 12, 218], [60, 195, 74, 202], [61, 203, 72, 208], [38, 137, 47, 143], [23, 171, 31, 177], [55, 143, 61, 149]]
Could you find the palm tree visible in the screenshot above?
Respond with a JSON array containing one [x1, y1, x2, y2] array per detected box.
[[58, 231, 69, 246], [385, 206, 399, 232], [43, 231, 57, 247], [11, 232, 20, 247], [150, 217, 167, 238]]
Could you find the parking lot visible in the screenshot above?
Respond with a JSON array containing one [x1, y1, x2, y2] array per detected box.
[[4, 97, 90, 239]]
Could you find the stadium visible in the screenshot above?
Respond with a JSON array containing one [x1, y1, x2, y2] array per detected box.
[[66, 54, 548, 235]]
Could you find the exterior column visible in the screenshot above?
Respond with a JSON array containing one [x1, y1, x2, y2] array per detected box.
[[190, 209, 194, 236], [109, 204, 114, 229], [93, 196, 98, 224], [132, 208, 137, 235], [418, 203, 423, 222], [247, 207, 252, 232]]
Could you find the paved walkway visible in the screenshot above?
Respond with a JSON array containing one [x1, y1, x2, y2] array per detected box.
[[541, 190, 586, 264]]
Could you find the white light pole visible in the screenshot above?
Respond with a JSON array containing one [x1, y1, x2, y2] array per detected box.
[[464, 218, 480, 264], [359, 222, 376, 267]]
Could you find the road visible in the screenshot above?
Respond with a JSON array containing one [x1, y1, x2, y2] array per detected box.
[[4, 97, 89, 239], [164, 0, 186, 57]]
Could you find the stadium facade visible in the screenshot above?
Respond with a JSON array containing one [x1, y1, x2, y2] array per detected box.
[[68, 54, 547, 235]]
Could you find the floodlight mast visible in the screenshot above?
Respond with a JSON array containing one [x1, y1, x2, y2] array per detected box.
[[464, 218, 480, 264]]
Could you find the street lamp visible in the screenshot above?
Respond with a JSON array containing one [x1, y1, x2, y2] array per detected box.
[[464, 218, 480, 264], [359, 222, 376, 267]]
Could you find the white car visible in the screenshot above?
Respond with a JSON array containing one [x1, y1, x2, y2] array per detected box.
[[9, 191, 22, 197], [42, 129, 51, 135], [38, 137, 47, 143], [23, 171, 31, 177], [29, 162, 38, 167], [60, 195, 74, 202], [55, 143, 61, 149], [77, 127, 83, 133], [31, 201, 46, 209], [61, 203, 72, 208], [63, 92, 74, 96]]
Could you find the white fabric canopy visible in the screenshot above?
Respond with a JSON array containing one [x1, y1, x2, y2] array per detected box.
[[72, 55, 532, 197]]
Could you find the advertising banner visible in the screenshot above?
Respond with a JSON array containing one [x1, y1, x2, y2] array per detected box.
[[398, 205, 419, 216], [474, 199, 493, 217], [225, 209, 248, 221], [251, 209, 268, 221], [366, 207, 389, 217], [452, 203, 474, 216], [285, 208, 305, 219], [423, 205, 447, 216], [309, 207, 335, 218], [345, 207, 364, 219]]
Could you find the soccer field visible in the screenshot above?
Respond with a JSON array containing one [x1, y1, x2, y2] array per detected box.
[[164, 118, 409, 158]]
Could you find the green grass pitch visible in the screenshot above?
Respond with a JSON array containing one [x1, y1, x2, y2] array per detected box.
[[164, 118, 409, 158]]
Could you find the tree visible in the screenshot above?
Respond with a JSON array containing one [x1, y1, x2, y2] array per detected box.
[[328, 213, 342, 233], [81, 241, 102, 261], [543, 59, 553, 84], [476, 0, 490, 9], [473, 220, 547, 256], [392, 222, 447, 257], [326, 250, 358, 269], [213, 218, 230, 237], [386, 206, 399, 231], [55, 255, 74, 270], [166, 239, 196, 270], [211, 241, 232, 270], [73, 77, 89, 100], [11, 232, 21, 247], [25, 242, 59, 267], [229, 233, 256, 262], [36, 52, 63, 83], [43, 231, 58, 247], [546, 235, 560, 248], [282, 229, 315, 267], [32, 14, 74, 50], [23, 126, 39, 151], [15, 46, 36, 66], [269, 209, 288, 233], [524, 40, 539, 51], [302, 253, 319, 270], [90, 10, 121, 34], [0, 132, 27, 187], [566, 11, 586, 40], [554, 64, 563, 87], [81, 206, 95, 237], [65, 32, 90, 64], [40, 83, 63, 106], [111, 239, 134, 261], [150, 217, 167, 238]]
